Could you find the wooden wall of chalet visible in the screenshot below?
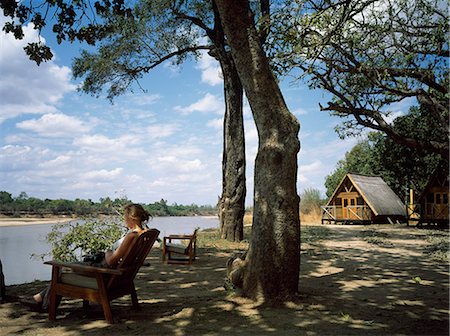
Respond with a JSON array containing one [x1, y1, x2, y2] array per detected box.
[[420, 185, 449, 222], [323, 179, 374, 223]]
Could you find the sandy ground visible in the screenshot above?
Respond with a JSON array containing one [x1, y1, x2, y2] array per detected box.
[[1, 224, 448, 336], [0, 217, 76, 227]]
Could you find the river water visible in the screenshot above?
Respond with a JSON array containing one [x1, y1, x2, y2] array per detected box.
[[0, 216, 219, 285]]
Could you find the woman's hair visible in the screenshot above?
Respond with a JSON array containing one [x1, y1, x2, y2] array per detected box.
[[123, 203, 152, 228]]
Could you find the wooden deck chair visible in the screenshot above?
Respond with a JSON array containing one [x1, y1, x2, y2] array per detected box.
[[162, 229, 198, 265], [44, 228, 160, 324]]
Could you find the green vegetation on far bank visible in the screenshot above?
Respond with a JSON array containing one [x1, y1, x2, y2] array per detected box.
[[0, 191, 217, 217]]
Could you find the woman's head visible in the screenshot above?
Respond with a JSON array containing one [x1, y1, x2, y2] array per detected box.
[[123, 203, 151, 228]]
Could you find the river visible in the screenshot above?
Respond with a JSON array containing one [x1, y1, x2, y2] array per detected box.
[[0, 216, 219, 285]]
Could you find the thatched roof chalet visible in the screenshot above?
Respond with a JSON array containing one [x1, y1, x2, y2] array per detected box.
[[322, 174, 406, 224]]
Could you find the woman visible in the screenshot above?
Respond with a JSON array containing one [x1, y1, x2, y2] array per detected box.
[[25, 203, 151, 311]]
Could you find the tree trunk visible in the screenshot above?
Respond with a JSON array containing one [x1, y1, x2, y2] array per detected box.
[[217, 52, 246, 242], [0, 259, 5, 302], [215, 0, 301, 302]]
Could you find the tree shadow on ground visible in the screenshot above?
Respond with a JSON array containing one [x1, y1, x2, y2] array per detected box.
[[1, 225, 449, 335]]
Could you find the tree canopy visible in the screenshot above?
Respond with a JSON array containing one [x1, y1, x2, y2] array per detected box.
[[1, 0, 134, 64], [324, 103, 445, 199], [71, 1, 212, 100], [269, 0, 448, 157]]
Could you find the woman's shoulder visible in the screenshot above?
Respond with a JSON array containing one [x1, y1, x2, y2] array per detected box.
[[129, 228, 142, 234], [125, 229, 141, 237]]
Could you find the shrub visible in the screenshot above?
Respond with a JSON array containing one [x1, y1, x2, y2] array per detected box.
[[300, 188, 325, 215], [34, 217, 126, 262]]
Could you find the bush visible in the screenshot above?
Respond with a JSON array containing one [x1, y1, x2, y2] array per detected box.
[[35, 217, 126, 262], [300, 188, 325, 215]]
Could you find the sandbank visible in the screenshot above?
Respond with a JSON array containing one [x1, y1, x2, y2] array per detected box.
[[0, 217, 76, 227]]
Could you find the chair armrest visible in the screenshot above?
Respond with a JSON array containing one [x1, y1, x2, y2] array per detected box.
[[166, 234, 194, 239], [44, 260, 122, 275]]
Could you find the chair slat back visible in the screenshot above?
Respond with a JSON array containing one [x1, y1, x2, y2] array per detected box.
[[108, 228, 160, 287], [188, 228, 198, 248]]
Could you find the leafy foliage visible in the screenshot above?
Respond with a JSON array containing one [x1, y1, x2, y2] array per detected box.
[[324, 102, 445, 198], [71, 1, 211, 100], [324, 137, 381, 198], [269, 0, 448, 157], [36, 217, 126, 262], [300, 188, 325, 214], [0, 0, 133, 64]]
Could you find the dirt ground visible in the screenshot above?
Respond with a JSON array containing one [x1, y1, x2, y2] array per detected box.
[[1, 224, 448, 336]]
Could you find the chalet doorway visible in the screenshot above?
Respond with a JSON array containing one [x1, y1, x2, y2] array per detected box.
[[343, 197, 358, 219]]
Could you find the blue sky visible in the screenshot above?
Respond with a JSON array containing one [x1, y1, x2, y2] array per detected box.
[[0, 17, 379, 206]]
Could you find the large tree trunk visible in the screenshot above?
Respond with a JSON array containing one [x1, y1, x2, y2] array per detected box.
[[215, 0, 301, 302], [217, 52, 246, 242]]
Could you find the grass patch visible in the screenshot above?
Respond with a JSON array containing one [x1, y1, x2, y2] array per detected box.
[[301, 226, 330, 244], [198, 224, 331, 249], [197, 227, 250, 251], [361, 229, 392, 246], [424, 230, 449, 262]]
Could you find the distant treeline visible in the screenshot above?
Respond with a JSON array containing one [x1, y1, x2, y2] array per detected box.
[[0, 191, 218, 217]]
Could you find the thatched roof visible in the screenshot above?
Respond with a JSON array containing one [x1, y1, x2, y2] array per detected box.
[[328, 174, 406, 217]]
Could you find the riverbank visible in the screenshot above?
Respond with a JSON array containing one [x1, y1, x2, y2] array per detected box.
[[0, 215, 222, 228], [0, 216, 76, 227], [0, 212, 316, 228]]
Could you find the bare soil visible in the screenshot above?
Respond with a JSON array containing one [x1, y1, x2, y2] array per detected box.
[[1, 224, 448, 336]]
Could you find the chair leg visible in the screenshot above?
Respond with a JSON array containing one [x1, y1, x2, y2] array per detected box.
[[100, 299, 114, 324], [130, 285, 139, 310], [95, 273, 114, 324], [83, 300, 90, 310], [48, 293, 57, 321], [48, 266, 60, 321]]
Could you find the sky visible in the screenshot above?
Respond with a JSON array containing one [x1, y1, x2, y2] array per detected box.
[[0, 16, 393, 207]]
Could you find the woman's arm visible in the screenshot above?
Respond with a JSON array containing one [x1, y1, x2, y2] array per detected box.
[[104, 231, 138, 267]]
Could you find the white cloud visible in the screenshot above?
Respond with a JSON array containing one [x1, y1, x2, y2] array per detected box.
[[157, 156, 204, 172], [73, 134, 142, 154], [16, 113, 90, 137], [207, 118, 223, 129], [0, 19, 76, 123], [81, 168, 124, 181], [244, 119, 258, 162], [196, 50, 222, 86], [1, 103, 58, 120], [0, 145, 40, 171], [292, 107, 309, 116], [299, 160, 325, 175], [38, 155, 72, 169], [163, 144, 203, 158], [130, 94, 161, 106], [175, 93, 223, 115], [383, 97, 415, 124], [147, 124, 179, 139]]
